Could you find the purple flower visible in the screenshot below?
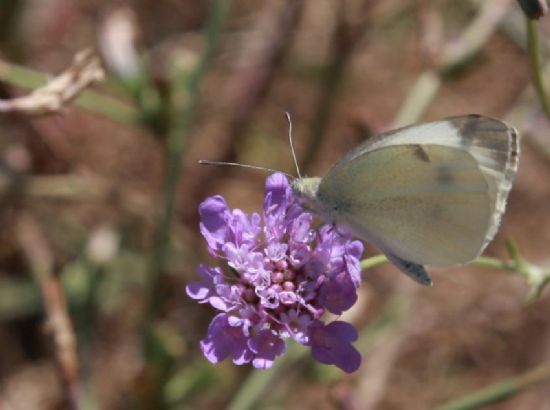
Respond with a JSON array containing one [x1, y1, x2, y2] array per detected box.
[[187, 173, 364, 373], [309, 321, 361, 373]]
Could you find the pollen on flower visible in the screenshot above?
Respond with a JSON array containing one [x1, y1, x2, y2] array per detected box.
[[186, 173, 364, 373]]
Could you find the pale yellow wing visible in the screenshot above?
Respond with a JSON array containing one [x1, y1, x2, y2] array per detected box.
[[317, 144, 491, 265], [330, 115, 519, 253]]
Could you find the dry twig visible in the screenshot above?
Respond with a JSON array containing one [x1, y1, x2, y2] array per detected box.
[[15, 214, 79, 410], [0, 49, 104, 116]]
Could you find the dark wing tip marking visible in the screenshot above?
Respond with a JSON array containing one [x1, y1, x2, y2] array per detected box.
[[385, 252, 433, 286], [510, 127, 520, 160], [412, 145, 431, 162]]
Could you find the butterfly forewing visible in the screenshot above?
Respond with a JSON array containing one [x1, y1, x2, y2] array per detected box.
[[327, 115, 519, 254], [317, 144, 492, 266]]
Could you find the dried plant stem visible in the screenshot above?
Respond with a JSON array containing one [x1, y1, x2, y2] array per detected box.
[[395, 0, 513, 127], [433, 363, 550, 410], [526, 17, 550, 121], [0, 55, 138, 124], [15, 214, 79, 410], [0, 49, 104, 115]]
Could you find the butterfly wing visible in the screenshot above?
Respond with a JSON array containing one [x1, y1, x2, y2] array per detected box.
[[385, 252, 433, 286], [318, 143, 492, 266], [326, 115, 519, 253]]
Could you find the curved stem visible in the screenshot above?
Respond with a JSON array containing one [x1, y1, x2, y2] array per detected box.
[[526, 17, 550, 121], [432, 363, 550, 410]]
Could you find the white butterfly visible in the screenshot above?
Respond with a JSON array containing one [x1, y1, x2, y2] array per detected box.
[[291, 115, 519, 285]]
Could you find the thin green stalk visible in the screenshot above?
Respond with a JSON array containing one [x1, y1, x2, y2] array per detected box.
[[361, 254, 388, 270], [144, 0, 229, 351], [0, 278, 40, 321], [0, 59, 139, 124], [433, 363, 550, 410], [227, 344, 304, 410], [526, 18, 550, 121], [471, 256, 516, 272], [141, 2, 229, 409], [362, 254, 520, 277]]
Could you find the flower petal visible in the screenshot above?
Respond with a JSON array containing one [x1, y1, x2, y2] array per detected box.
[[248, 329, 285, 369], [309, 321, 361, 373], [199, 196, 232, 253], [320, 273, 358, 315], [263, 173, 291, 226]]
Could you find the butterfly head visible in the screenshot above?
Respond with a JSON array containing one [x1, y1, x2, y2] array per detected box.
[[291, 177, 321, 211]]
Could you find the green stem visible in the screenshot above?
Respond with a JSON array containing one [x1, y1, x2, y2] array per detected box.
[[471, 256, 516, 272], [0, 59, 139, 125], [361, 254, 523, 276], [227, 344, 303, 410], [0, 277, 40, 321], [141, 2, 229, 408], [433, 363, 550, 410], [526, 18, 550, 121], [144, 0, 229, 349], [361, 254, 388, 270]]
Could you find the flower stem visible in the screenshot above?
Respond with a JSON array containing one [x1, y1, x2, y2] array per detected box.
[[227, 344, 304, 410], [360, 254, 388, 270], [526, 17, 550, 121], [432, 363, 550, 410]]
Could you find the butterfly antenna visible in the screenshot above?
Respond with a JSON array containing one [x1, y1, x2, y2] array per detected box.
[[198, 160, 293, 178], [285, 112, 302, 178]]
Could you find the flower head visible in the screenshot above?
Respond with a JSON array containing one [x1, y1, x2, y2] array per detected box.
[[187, 173, 364, 372]]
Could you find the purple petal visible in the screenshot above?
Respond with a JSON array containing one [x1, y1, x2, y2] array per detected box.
[[309, 321, 361, 373], [320, 273, 358, 315], [257, 287, 280, 309], [346, 240, 364, 259], [263, 173, 291, 222], [185, 265, 220, 303], [230, 209, 261, 246], [199, 196, 232, 253], [199, 314, 235, 363], [248, 329, 285, 369], [186, 282, 211, 301], [344, 254, 362, 287], [280, 310, 312, 344], [289, 213, 313, 243], [199, 314, 252, 365]]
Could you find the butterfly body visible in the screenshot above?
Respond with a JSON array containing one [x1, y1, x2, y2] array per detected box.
[[291, 115, 519, 285]]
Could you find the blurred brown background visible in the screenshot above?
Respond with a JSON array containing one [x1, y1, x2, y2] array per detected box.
[[1, 0, 550, 409]]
